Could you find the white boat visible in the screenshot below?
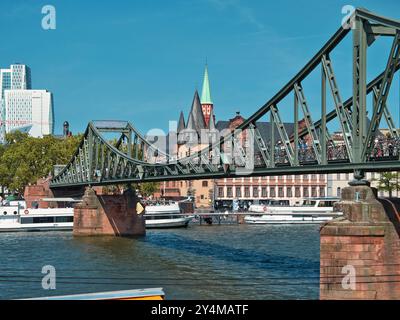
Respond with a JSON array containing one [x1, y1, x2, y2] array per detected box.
[[145, 202, 194, 228], [0, 198, 77, 232], [245, 197, 343, 224]]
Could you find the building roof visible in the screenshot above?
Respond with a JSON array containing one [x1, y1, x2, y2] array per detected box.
[[188, 90, 206, 133], [208, 108, 216, 131], [186, 110, 196, 131], [201, 65, 213, 104], [177, 111, 185, 133]]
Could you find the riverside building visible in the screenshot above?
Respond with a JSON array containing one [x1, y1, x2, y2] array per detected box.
[[154, 65, 328, 208]]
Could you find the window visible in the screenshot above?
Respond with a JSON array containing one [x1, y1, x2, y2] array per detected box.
[[336, 173, 341, 180], [270, 187, 276, 198], [34, 216, 55, 223], [21, 216, 55, 224], [287, 187, 292, 198], [235, 187, 241, 198], [202, 181, 208, 187], [245, 187, 250, 197], [303, 187, 309, 197], [261, 187, 267, 198], [200, 195, 205, 200], [20, 217, 33, 224], [253, 187, 259, 198], [311, 187, 317, 197], [311, 174, 317, 180], [278, 187, 284, 197], [337, 187, 341, 197], [218, 187, 224, 198], [303, 175, 309, 181], [319, 174, 325, 181], [319, 187, 325, 197], [295, 187, 301, 197], [55, 216, 73, 223], [227, 187, 233, 198]]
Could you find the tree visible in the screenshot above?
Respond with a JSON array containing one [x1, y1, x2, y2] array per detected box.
[[0, 133, 82, 194], [102, 184, 124, 195], [373, 172, 400, 198], [139, 182, 160, 198]]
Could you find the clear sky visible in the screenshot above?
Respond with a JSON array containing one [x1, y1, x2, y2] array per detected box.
[[1, 0, 399, 136]]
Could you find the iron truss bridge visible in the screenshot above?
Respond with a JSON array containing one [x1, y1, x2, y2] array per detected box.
[[51, 8, 400, 188]]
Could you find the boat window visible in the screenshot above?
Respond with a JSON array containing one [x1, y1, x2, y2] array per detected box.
[[55, 216, 73, 223], [33, 217, 55, 224], [318, 201, 335, 207], [20, 217, 34, 224], [303, 200, 316, 206], [145, 215, 179, 220]]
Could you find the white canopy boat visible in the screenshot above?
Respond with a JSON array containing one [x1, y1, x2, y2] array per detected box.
[[0, 198, 78, 232], [245, 197, 343, 224], [145, 202, 194, 228]]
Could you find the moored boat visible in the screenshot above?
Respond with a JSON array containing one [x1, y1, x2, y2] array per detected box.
[[245, 197, 343, 224], [145, 201, 194, 228], [0, 198, 78, 232]]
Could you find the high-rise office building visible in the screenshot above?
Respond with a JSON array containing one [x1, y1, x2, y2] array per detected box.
[[0, 64, 53, 142], [0, 64, 31, 98], [3, 90, 54, 137]]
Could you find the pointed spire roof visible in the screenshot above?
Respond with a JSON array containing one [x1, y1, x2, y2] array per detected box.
[[184, 111, 198, 145], [208, 108, 216, 131], [186, 111, 195, 131], [188, 90, 206, 133], [177, 111, 185, 133], [201, 64, 213, 105]]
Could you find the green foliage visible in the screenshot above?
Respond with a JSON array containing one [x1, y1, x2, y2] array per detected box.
[[102, 184, 124, 195], [373, 172, 400, 198], [0, 132, 82, 194], [139, 182, 160, 197]]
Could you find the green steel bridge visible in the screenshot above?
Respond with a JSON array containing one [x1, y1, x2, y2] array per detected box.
[[51, 8, 400, 189]]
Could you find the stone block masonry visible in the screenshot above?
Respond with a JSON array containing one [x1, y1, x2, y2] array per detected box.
[[73, 186, 146, 237], [320, 186, 400, 299]]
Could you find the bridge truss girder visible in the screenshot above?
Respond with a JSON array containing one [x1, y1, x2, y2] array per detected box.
[[51, 8, 400, 188]]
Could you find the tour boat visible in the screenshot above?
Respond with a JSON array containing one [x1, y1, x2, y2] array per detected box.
[[145, 202, 194, 228], [0, 198, 77, 232], [244, 197, 343, 224]]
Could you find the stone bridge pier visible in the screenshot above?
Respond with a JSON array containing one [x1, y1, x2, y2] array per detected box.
[[320, 185, 400, 299], [73, 186, 146, 237]]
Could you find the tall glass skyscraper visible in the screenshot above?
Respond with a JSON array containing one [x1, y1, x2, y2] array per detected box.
[[0, 64, 31, 97]]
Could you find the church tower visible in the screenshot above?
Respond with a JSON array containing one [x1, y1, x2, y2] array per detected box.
[[200, 64, 214, 128]]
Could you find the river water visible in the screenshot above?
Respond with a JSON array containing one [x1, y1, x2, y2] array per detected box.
[[0, 224, 320, 299]]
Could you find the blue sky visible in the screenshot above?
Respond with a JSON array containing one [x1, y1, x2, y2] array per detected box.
[[1, 0, 399, 135]]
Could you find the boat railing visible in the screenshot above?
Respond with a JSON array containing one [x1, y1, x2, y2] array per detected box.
[[246, 211, 343, 216]]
